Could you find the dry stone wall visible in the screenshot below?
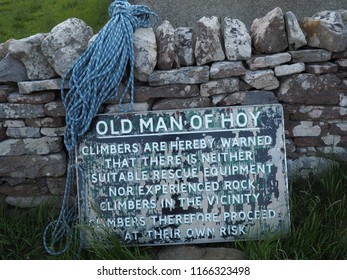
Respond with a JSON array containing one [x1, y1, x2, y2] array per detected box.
[[1, 7, 347, 207]]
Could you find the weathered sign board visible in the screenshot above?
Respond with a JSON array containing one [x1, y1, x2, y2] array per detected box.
[[77, 104, 290, 245]]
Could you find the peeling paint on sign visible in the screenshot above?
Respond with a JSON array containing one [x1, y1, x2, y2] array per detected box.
[[77, 105, 290, 245]]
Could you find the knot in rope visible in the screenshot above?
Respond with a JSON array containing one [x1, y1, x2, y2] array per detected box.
[[44, 0, 157, 256]]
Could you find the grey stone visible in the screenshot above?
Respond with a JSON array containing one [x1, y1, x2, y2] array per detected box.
[[284, 11, 307, 50], [289, 49, 332, 63], [7, 92, 55, 104], [342, 79, 347, 90], [0, 178, 49, 197], [250, 7, 288, 54], [305, 62, 339, 74], [5, 195, 62, 208], [3, 120, 25, 128], [0, 153, 66, 178], [156, 21, 178, 70], [210, 61, 247, 79], [0, 104, 45, 119], [287, 156, 331, 178], [148, 66, 209, 86], [211, 94, 229, 105], [134, 28, 157, 82], [224, 18, 252, 60], [174, 27, 195, 66], [152, 97, 211, 110], [47, 177, 66, 195], [336, 59, 347, 68], [134, 84, 200, 102], [200, 78, 239, 96], [242, 70, 280, 90], [194, 16, 225, 65], [278, 74, 340, 104], [0, 137, 62, 156], [274, 62, 305, 76], [41, 18, 93, 77], [6, 127, 41, 138], [18, 78, 68, 94], [219, 90, 277, 106], [104, 102, 149, 113], [0, 39, 13, 60], [300, 11, 347, 52], [246, 53, 292, 70], [8, 33, 57, 80], [44, 102, 66, 117], [0, 54, 29, 83], [156, 245, 245, 260], [40, 127, 66, 137], [25, 117, 65, 128], [332, 50, 347, 59]]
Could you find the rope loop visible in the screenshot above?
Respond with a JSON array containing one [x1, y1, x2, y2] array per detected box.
[[44, 0, 158, 256]]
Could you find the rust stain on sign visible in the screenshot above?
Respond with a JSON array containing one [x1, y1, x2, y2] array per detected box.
[[77, 104, 290, 245]]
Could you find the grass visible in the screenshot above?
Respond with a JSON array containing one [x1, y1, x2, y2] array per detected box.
[[0, 161, 346, 260], [0, 0, 110, 43]]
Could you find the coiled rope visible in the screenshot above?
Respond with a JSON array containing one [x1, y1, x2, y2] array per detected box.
[[43, 0, 157, 256]]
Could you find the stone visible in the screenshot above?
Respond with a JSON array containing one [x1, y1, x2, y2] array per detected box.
[[292, 121, 322, 137], [250, 7, 288, 54], [0, 153, 66, 178], [104, 102, 149, 113], [289, 49, 332, 63], [44, 102, 66, 117], [210, 61, 246, 79], [155, 21, 178, 70], [300, 11, 347, 52], [6, 127, 41, 138], [274, 62, 305, 77], [0, 104, 45, 119], [0, 54, 29, 83], [18, 78, 68, 94], [0, 179, 48, 197], [47, 177, 66, 195], [41, 18, 93, 77], [0, 137, 63, 156], [0, 39, 13, 60], [224, 18, 251, 60], [330, 121, 347, 135], [174, 27, 195, 66], [287, 105, 347, 121], [242, 70, 280, 90], [3, 120, 25, 128], [134, 28, 157, 82], [219, 91, 277, 106], [156, 245, 245, 260], [25, 117, 65, 128], [8, 34, 57, 80], [134, 84, 200, 102], [277, 74, 340, 104], [246, 53, 292, 70], [342, 79, 347, 90], [305, 62, 338, 74], [336, 59, 347, 68], [332, 50, 347, 59], [152, 97, 211, 110], [5, 195, 61, 208], [194, 16, 225, 65], [40, 127, 66, 137], [284, 11, 307, 50], [7, 92, 55, 104], [287, 156, 331, 178], [200, 78, 239, 96], [148, 66, 209, 86]]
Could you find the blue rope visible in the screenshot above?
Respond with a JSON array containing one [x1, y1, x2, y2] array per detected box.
[[43, 0, 158, 256]]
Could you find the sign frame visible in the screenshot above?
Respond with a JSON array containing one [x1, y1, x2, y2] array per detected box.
[[76, 104, 290, 246]]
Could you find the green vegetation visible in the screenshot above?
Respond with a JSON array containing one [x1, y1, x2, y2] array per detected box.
[[1, 161, 346, 260], [0, 0, 110, 42]]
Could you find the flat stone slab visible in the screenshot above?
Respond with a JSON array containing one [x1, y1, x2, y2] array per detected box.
[[18, 78, 68, 94], [156, 245, 245, 260]]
